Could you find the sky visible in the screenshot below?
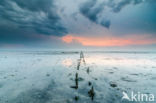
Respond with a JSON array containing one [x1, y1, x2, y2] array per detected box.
[[0, 0, 156, 49]]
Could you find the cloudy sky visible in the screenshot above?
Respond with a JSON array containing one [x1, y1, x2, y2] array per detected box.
[[0, 0, 156, 49]]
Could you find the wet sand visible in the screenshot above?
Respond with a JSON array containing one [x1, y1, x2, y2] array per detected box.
[[0, 50, 156, 103]]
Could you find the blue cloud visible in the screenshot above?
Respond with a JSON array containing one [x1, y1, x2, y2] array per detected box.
[[0, 0, 67, 37]]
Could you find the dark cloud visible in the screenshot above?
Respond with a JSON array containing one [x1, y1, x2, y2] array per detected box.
[[111, 0, 131, 13], [111, 0, 145, 13], [14, 0, 54, 12], [80, 0, 98, 22], [79, 0, 148, 29], [100, 20, 110, 28], [0, 24, 48, 45], [79, 0, 111, 28], [0, 0, 156, 47], [109, 0, 156, 13], [0, 0, 67, 38]]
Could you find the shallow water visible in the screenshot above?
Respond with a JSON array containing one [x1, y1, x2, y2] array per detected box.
[[0, 50, 156, 103]]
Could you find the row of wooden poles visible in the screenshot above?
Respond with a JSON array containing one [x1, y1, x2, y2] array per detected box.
[[70, 51, 95, 101]]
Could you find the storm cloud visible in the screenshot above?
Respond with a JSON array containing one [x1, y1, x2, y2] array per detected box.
[[79, 0, 149, 29], [79, 0, 110, 28], [0, 0, 67, 37], [109, 0, 145, 13], [0, 0, 156, 47]]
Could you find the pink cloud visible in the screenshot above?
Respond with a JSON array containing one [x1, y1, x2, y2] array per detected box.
[[61, 34, 156, 47]]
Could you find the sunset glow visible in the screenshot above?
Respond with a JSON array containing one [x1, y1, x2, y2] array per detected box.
[[62, 35, 156, 47]]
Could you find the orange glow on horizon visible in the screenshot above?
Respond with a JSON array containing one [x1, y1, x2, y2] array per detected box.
[[62, 35, 73, 43], [61, 34, 156, 47]]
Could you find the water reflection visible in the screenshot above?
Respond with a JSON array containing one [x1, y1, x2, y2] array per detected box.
[[85, 55, 156, 67], [62, 59, 73, 67]]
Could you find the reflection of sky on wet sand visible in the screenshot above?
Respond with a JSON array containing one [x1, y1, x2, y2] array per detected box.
[[83, 53, 156, 98], [85, 54, 156, 67], [0, 51, 156, 103], [62, 59, 73, 67]]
